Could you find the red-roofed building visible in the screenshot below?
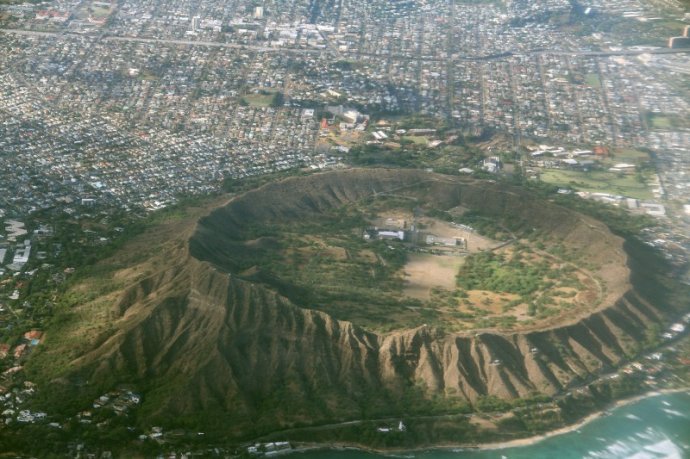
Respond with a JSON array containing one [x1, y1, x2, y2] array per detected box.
[[35, 10, 69, 22], [23, 330, 43, 341], [593, 146, 609, 156], [13, 344, 27, 359]]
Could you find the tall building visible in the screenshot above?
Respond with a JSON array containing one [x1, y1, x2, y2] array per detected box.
[[254, 6, 264, 20]]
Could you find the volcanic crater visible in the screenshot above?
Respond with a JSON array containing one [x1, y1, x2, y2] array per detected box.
[[30, 168, 681, 439], [191, 169, 626, 334]]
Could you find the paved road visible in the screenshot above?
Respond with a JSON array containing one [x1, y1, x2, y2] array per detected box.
[[0, 28, 330, 55], [0, 28, 59, 37], [3, 28, 689, 60], [103, 35, 328, 55], [532, 48, 690, 57]]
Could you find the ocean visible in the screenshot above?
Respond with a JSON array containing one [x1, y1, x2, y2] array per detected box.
[[286, 391, 690, 459]]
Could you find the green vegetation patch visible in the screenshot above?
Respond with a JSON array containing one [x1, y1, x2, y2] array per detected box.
[[349, 142, 481, 175], [401, 135, 429, 146], [241, 89, 284, 107], [457, 251, 549, 296], [215, 188, 592, 332], [646, 112, 690, 130], [612, 148, 651, 162], [540, 169, 652, 200], [584, 73, 601, 89], [88, 5, 112, 18], [233, 202, 423, 332], [455, 249, 587, 319]]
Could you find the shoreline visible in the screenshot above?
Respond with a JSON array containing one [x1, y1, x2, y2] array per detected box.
[[285, 387, 690, 456], [471, 387, 689, 452]]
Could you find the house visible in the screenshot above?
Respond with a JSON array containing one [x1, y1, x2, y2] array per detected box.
[[670, 323, 685, 333], [580, 160, 596, 170], [3, 366, 22, 376], [408, 128, 436, 135], [572, 149, 593, 156], [13, 344, 27, 359], [641, 203, 666, 217], [372, 131, 388, 140], [593, 146, 609, 156], [23, 330, 43, 344], [482, 156, 502, 174], [378, 230, 405, 241], [611, 163, 636, 174], [342, 110, 361, 124], [363, 229, 405, 241]]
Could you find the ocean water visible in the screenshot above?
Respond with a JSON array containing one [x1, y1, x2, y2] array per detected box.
[[286, 392, 690, 459]]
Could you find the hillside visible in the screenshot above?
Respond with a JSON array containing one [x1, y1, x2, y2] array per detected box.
[[25, 169, 686, 442]]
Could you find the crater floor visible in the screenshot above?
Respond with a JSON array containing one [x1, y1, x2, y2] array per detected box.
[[190, 168, 629, 333]]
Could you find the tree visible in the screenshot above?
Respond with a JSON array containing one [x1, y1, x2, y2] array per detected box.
[[271, 91, 284, 108]]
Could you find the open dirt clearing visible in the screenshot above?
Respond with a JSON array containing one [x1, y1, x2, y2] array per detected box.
[[404, 253, 465, 300]]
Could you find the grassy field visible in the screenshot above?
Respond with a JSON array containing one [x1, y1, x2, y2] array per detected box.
[[401, 135, 429, 146], [241, 90, 281, 107], [350, 141, 479, 175], [138, 69, 158, 81], [611, 148, 651, 163], [540, 169, 652, 200], [646, 113, 690, 130], [584, 73, 601, 89], [601, 148, 652, 174], [650, 114, 672, 129], [89, 5, 111, 18], [242, 93, 275, 107]]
